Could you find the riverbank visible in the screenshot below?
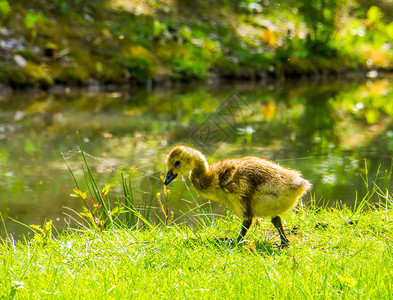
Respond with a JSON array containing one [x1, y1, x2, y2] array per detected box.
[[1, 202, 392, 298], [1, 1, 393, 89]]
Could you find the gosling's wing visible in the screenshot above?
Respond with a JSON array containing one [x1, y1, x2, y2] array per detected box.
[[213, 157, 274, 197]]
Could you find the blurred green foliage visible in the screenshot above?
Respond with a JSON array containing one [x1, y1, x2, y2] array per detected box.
[[24, 11, 48, 30], [0, 0, 10, 17], [0, 0, 392, 88]]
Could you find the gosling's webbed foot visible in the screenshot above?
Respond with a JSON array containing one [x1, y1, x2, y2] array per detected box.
[[217, 237, 235, 245], [273, 240, 290, 249], [215, 219, 253, 246], [217, 237, 248, 246]]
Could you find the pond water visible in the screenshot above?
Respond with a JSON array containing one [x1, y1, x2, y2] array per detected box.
[[1, 77, 393, 239]]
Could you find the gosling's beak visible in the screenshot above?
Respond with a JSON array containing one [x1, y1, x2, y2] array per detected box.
[[165, 170, 178, 185]]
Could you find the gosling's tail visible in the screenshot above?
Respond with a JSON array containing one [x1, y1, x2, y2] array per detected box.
[[299, 179, 312, 197]]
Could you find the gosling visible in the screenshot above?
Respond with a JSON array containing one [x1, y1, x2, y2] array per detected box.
[[164, 145, 311, 248]]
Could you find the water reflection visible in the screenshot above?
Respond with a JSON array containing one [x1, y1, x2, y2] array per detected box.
[[1, 78, 393, 238]]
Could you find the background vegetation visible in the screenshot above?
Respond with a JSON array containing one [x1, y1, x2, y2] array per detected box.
[[1, 0, 393, 88], [2, 1, 393, 298]]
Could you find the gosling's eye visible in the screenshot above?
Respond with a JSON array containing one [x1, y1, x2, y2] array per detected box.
[[175, 161, 180, 166]]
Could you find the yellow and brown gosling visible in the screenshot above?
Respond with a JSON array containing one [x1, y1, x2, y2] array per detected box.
[[164, 145, 311, 247]]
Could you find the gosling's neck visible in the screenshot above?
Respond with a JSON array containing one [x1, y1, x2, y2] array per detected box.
[[186, 148, 211, 189]]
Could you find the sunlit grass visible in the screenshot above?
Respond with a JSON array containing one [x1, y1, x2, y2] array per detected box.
[[1, 200, 393, 298], [1, 142, 393, 298]]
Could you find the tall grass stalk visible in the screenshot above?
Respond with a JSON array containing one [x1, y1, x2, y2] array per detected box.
[[63, 133, 159, 231], [183, 181, 216, 226], [77, 134, 111, 225], [121, 172, 137, 228]]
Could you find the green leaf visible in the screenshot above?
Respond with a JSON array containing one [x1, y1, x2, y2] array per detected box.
[[338, 275, 357, 286], [0, 0, 10, 17], [25, 12, 47, 30], [102, 184, 110, 196], [73, 188, 87, 199], [367, 6, 381, 24], [30, 224, 44, 233], [44, 220, 52, 231], [387, 22, 393, 38], [153, 20, 163, 37], [111, 207, 119, 215]]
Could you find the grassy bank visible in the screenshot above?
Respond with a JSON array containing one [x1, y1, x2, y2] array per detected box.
[[2, 141, 392, 298], [1, 202, 392, 299], [1, 0, 393, 88]]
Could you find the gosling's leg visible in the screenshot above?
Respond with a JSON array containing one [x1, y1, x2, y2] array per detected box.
[[236, 219, 253, 243], [271, 216, 289, 248]]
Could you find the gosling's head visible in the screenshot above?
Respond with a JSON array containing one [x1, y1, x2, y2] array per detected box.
[[165, 145, 208, 185], [165, 146, 195, 185]]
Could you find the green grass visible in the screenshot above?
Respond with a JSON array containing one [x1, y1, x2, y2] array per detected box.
[[2, 142, 392, 298], [1, 202, 392, 299]]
